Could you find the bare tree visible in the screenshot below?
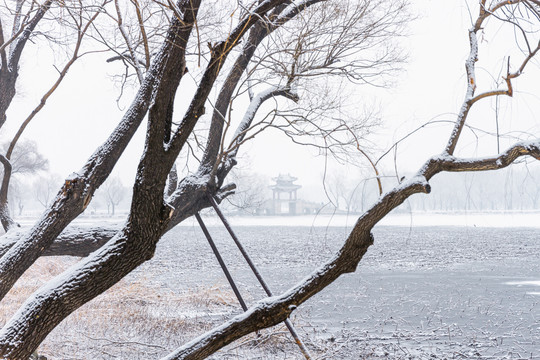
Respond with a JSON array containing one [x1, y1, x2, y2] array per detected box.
[[225, 169, 268, 214], [7, 179, 24, 217], [0, 1, 538, 359], [1, 140, 48, 176], [98, 176, 126, 216], [32, 174, 61, 209], [0, 139, 48, 223], [0, 0, 111, 231]]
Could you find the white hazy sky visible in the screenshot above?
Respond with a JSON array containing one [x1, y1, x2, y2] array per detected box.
[[5, 0, 540, 200]]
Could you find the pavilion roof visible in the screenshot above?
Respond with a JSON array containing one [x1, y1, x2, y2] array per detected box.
[[270, 173, 301, 191]]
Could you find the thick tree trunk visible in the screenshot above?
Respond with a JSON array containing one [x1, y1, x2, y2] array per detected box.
[[0, 0, 196, 302], [0, 1, 295, 356], [0, 69, 16, 130], [0, 223, 166, 359], [0, 226, 116, 257], [0, 155, 16, 232], [166, 164, 178, 197]]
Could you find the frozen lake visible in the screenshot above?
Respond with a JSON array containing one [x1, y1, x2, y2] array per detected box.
[[127, 222, 540, 359]]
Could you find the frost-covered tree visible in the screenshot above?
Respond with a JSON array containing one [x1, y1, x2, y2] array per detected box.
[[0, 0, 110, 231], [0, 1, 539, 359], [97, 177, 126, 216], [32, 174, 61, 210], [225, 169, 269, 214], [0, 140, 48, 225]]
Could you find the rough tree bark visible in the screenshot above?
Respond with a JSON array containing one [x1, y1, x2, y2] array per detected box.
[[0, 0, 198, 303], [0, 0, 295, 358]]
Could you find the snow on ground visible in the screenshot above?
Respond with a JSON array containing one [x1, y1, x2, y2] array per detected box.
[[133, 224, 540, 359], [4, 212, 540, 359], [13, 210, 540, 229], [185, 210, 540, 228]]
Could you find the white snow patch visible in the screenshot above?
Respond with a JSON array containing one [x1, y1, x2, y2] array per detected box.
[[188, 211, 540, 228], [505, 280, 540, 287]]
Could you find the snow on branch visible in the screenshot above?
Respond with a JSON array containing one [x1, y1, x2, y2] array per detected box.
[[167, 0, 293, 154], [161, 174, 433, 359], [227, 85, 298, 157], [6, 0, 53, 70], [423, 140, 540, 180], [0, 226, 117, 258], [444, 0, 539, 155]]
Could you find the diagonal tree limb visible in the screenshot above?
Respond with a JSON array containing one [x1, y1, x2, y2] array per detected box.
[[0, 0, 196, 303], [198, 0, 324, 179], [0, 2, 294, 358], [165, 138, 540, 359]]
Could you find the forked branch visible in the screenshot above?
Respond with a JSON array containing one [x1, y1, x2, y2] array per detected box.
[[167, 136, 540, 359], [444, 0, 538, 155]]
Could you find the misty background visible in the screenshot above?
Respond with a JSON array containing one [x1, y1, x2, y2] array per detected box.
[[3, 0, 540, 219]]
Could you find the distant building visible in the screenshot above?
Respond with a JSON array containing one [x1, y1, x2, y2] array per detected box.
[[255, 174, 321, 216], [269, 174, 301, 215]]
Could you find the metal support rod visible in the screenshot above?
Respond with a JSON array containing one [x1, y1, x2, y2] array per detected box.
[[207, 194, 313, 360], [194, 212, 247, 311]]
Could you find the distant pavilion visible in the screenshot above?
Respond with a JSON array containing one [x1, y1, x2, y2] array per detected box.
[[269, 174, 301, 215]]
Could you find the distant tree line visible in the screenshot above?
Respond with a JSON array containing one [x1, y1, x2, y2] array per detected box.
[[322, 165, 540, 213]]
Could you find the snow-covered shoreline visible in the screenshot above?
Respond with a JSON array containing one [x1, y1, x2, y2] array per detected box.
[[10, 210, 540, 229], [178, 211, 540, 228]]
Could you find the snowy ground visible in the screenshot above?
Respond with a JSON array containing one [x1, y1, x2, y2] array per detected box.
[[133, 223, 540, 359], [176, 210, 540, 228], [5, 213, 540, 359]]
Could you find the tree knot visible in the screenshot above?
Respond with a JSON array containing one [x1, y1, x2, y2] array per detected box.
[[160, 202, 175, 224], [62, 176, 84, 200]]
